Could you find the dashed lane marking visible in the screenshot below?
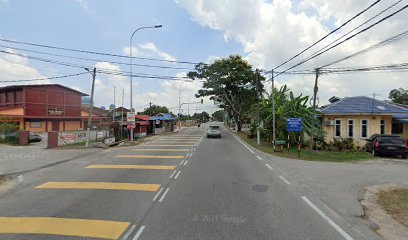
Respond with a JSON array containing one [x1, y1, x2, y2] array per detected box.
[[265, 164, 273, 170], [180, 160, 185, 165], [152, 188, 164, 201], [183, 160, 188, 166], [86, 165, 176, 170], [0, 217, 130, 240], [114, 155, 184, 159], [174, 171, 181, 179], [159, 188, 170, 202], [279, 176, 291, 185], [132, 226, 146, 240], [256, 156, 262, 160], [35, 182, 161, 192], [121, 224, 136, 240], [169, 170, 177, 178]]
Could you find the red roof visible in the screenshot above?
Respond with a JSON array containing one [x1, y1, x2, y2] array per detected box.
[[135, 115, 151, 121], [136, 121, 149, 126]]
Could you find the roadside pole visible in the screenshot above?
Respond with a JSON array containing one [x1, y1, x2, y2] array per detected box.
[[121, 88, 124, 140], [85, 67, 96, 148], [256, 69, 261, 146], [271, 69, 276, 150], [310, 68, 320, 151], [112, 86, 116, 122]]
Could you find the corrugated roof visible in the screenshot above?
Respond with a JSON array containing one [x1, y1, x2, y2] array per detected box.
[[319, 96, 408, 115], [135, 115, 151, 121], [150, 113, 176, 121], [0, 84, 88, 96]]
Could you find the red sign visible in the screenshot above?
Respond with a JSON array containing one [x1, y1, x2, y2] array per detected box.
[[127, 122, 136, 129]]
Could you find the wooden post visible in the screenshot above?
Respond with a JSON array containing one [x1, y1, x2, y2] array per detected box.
[[298, 134, 301, 158], [287, 134, 290, 154]]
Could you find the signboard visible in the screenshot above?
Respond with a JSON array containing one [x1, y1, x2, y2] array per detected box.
[[286, 118, 302, 132], [127, 122, 135, 129], [126, 112, 135, 122]]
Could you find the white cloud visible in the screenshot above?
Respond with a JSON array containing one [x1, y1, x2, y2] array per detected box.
[[123, 42, 177, 62], [76, 0, 93, 13], [176, 0, 408, 104]]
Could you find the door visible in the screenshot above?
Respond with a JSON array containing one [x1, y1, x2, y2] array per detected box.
[[52, 121, 60, 131]]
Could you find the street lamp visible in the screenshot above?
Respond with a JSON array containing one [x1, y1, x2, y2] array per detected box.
[[129, 24, 162, 141]]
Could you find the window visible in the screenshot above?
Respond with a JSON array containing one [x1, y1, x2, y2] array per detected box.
[[30, 122, 42, 128], [392, 122, 403, 134], [380, 120, 385, 135], [361, 119, 368, 138], [335, 119, 341, 137], [347, 119, 354, 138]]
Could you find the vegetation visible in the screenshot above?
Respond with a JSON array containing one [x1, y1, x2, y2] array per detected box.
[[192, 111, 210, 123], [389, 87, 408, 105], [0, 118, 19, 144], [378, 188, 408, 227], [188, 55, 264, 131], [137, 104, 170, 116], [212, 110, 225, 122]]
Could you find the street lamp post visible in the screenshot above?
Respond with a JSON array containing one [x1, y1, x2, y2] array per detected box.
[[129, 24, 162, 141], [178, 81, 185, 130]]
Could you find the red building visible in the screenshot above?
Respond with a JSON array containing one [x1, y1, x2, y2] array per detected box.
[[0, 84, 89, 132]]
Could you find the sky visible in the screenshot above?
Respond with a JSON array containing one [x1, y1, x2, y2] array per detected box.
[[0, 0, 407, 114]]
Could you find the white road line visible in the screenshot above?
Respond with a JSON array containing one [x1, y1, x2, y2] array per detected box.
[[152, 188, 164, 202], [159, 188, 170, 202], [175, 171, 181, 179], [183, 160, 188, 166], [169, 170, 177, 179], [302, 196, 354, 240], [193, 148, 196, 152], [190, 152, 194, 157], [132, 225, 146, 240], [121, 224, 136, 240], [279, 176, 291, 185], [180, 160, 185, 165], [231, 133, 254, 153], [256, 156, 262, 160], [265, 164, 273, 170]]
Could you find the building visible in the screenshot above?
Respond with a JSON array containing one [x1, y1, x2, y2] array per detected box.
[[319, 96, 408, 146], [150, 113, 176, 134], [0, 84, 88, 132]]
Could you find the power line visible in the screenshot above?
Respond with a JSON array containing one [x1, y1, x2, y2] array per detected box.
[[274, 4, 408, 77], [273, 0, 383, 70], [0, 37, 202, 65], [0, 44, 194, 70], [0, 72, 88, 83]]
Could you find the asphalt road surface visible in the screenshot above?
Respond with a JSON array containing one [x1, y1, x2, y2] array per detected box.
[[0, 123, 373, 239]]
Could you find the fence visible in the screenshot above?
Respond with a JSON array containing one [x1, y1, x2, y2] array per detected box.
[[58, 130, 110, 146]]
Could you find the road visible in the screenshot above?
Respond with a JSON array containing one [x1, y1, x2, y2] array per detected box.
[[0, 124, 378, 239]]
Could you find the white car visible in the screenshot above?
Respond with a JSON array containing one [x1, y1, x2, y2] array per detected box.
[[207, 125, 221, 138]]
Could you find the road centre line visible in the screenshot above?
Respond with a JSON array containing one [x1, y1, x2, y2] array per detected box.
[[121, 224, 136, 240], [115, 155, 184, 159], [256, 156, 262, 160], [183, 160, 188, 166], [159, 188, 170, 202], [132, 226, 146, 240], [180, 160, 185, 165], [174, 171, 181, 179], [302, 196, 354, 240], [86, 165, 176, 170], [0, 217, 129, 240], [152, 188, 164, 201], [169, 170, 177, 179], [265, 164, 273, 170], [35, 182, 161, 192], [279, 176, 291, 185]]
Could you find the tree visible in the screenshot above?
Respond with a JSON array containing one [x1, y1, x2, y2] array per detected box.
[[192, 111, 210, 123], [389, 88, 408, 105], [138, 105, 169, 116], [188, 55, 264, 131], [212, 110, 225, 122]]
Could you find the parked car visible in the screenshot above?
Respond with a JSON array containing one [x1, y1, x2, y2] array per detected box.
[[5, 131, 42, 143], [207, 125, 221, 138], [365, 134, 407, 158]]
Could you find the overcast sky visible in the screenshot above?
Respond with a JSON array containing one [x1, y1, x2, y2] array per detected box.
[[0, 0, 407, 114]]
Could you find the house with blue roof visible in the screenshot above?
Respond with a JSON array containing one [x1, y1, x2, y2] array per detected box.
[[319, 96, 408, 146], [149, 113, 176, 134]]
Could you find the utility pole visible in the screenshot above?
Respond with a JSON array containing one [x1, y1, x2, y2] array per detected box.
[[85, 67, 96, 148], [112, 86, 116, 123], [256, 69, 261, 146], [310, 68, 320, 151], [271, 69, 276, 150], [149, 102, 152, 116], [121, 88, 124, 140]]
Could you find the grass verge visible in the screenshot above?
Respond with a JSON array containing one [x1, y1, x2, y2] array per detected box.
[[378, 188, 408, 228], [234, 131, 374, 162]]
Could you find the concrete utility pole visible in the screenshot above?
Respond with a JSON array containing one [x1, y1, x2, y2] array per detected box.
[[85, 67, 96, 148], [112, 86, 116, 122], [121, 88, 124, 140], [149, 102, 152, 116], [256, 69, 261, 146], [310, 68, 320, 151], [271, 69, 276, 150]]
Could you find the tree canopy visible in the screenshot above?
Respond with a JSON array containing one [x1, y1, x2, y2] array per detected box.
[[389, 88, 408, 105], [212, 110, 225, 122], [138, 104, 170, 116]]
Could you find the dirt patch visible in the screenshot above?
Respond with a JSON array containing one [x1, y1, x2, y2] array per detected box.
[[378, 188, 408, 228], [361, 184, 408, 240]]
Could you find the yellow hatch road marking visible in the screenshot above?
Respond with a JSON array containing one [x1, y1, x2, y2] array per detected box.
[[114, 155, 185, 159], [144, 145, 195, 147], [132, 149, 190, 152], [0, 217, 129, 240], [86, 165, 176, 170], [35, 182, 161, 192]]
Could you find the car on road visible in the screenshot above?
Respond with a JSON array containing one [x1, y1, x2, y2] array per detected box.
[[365, 134, 408, 158], [5, 131, 42, 143], [207, 125, 221, 138]]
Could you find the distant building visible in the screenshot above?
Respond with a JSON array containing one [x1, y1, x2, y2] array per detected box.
[[319, 96, 408, 146]]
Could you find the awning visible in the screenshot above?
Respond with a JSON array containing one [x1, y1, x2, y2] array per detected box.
[[393, 114, 408, 123]]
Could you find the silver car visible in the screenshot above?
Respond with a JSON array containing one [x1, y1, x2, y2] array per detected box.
[[207, 125, 221, 138]]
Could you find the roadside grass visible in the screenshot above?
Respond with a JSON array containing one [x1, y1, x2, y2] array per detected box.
[[378, 189, 408, 228], [234, 131, 374, 162]]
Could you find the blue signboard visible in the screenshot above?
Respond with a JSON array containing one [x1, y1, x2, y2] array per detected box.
[[287, 118, 302, 132]]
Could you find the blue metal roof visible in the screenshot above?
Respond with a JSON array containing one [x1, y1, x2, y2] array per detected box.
[[319, 96, 408, 115], [150, 113, 176, 121]]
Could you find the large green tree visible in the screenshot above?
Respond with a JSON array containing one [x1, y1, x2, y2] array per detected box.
[[188, 55, 264, 131], [212, 110, 226, 122], [138, 105, 170, 116], [192, 111, 210, 123], [389, 88, 408, 105]]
